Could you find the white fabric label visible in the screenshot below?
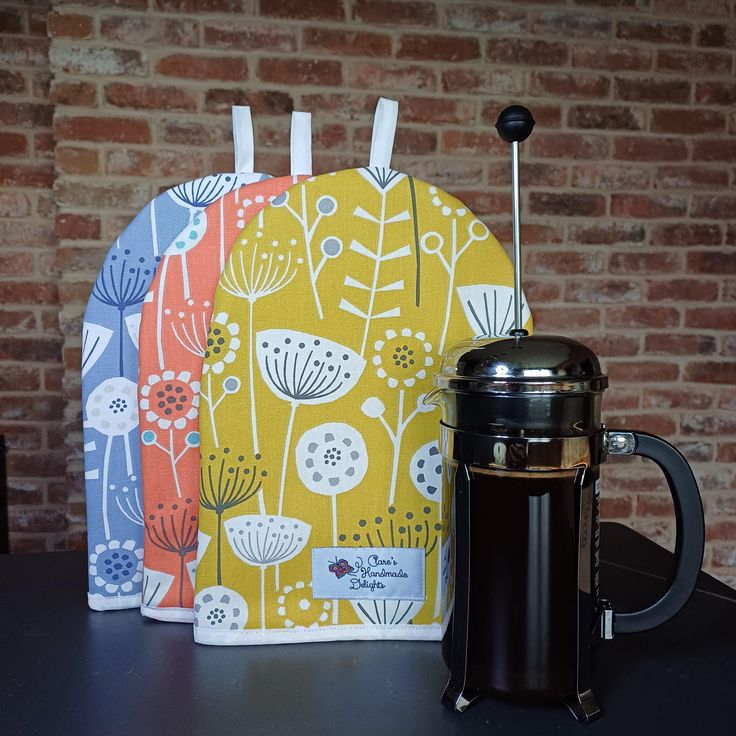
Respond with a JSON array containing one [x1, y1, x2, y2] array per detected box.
[[312, 547, 425, 601]]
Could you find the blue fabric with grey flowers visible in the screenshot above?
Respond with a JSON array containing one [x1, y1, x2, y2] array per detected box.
[[82, 172, 269, 610]]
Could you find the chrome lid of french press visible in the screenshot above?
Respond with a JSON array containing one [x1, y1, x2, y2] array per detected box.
[[436, 335, 608, 395], [432, 335, 609, 459]]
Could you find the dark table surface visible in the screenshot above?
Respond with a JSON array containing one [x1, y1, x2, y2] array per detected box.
[[1, 522, 735, 736]]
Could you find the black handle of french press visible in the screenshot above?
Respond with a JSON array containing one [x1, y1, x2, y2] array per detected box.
[[495, 105, 536, 144], [609, 431, 705, 635]]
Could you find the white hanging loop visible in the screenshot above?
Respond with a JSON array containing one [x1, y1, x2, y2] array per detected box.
[[232, 106, 254, 174], [290, 111, 312, 176], [369, 97, 399, 169]]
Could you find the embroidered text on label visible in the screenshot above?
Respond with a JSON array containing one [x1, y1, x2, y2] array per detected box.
[[312, 547, 425, 601]]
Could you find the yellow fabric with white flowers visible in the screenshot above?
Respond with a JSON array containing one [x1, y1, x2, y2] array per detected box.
[[194, 167, 532, 645]]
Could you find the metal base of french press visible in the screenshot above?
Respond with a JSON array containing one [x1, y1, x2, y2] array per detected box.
[[563, 689, 602, 724], [442, 681, 602, 723], [442, 682, 602, 723], [441, 680, 482, 713]]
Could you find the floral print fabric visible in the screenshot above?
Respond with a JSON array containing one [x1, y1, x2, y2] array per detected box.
[[83, 172, 268, 611], [137, 176, 304, 621], [195, 167, 532, 644]]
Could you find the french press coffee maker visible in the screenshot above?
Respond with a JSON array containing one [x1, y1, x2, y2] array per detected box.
[[429, 106, 705, 723]]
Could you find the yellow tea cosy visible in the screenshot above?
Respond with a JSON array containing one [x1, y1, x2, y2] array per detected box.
[[194, 166, 532, 644]]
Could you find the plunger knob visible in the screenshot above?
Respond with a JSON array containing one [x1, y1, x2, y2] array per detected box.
[[495, 105, 536, 144]]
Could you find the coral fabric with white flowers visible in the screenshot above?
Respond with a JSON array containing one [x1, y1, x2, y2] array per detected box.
[[83, 172, 269, 612], [137, 176, 305, 622], [194, 168, 533, 644]]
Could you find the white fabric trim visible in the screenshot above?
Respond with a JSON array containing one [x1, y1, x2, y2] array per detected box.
[[194, 621, 442, 646], [88, 592, 141, 611], [141, 605, 194, 624], [232, 105, 254, 174], [368, 97, 399, 169], [290, 111, 312, 176]]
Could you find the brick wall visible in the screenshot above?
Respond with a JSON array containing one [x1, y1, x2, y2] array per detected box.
[[0, 1, 68, 552], [1, 0, 734, 583]]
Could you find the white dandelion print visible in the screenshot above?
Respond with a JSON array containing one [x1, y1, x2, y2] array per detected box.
[[295, 422, 368, 624], [225, 514, 311, 630], [277, 581, 330, 629]]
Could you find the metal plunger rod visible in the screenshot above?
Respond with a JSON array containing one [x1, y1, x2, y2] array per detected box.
[[495, 105, 536, 337], [511, 140, 522, 333]]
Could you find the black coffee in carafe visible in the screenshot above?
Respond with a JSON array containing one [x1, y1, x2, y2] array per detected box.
[[429, 107, 706, 723], [458, 469, 583, 701]]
